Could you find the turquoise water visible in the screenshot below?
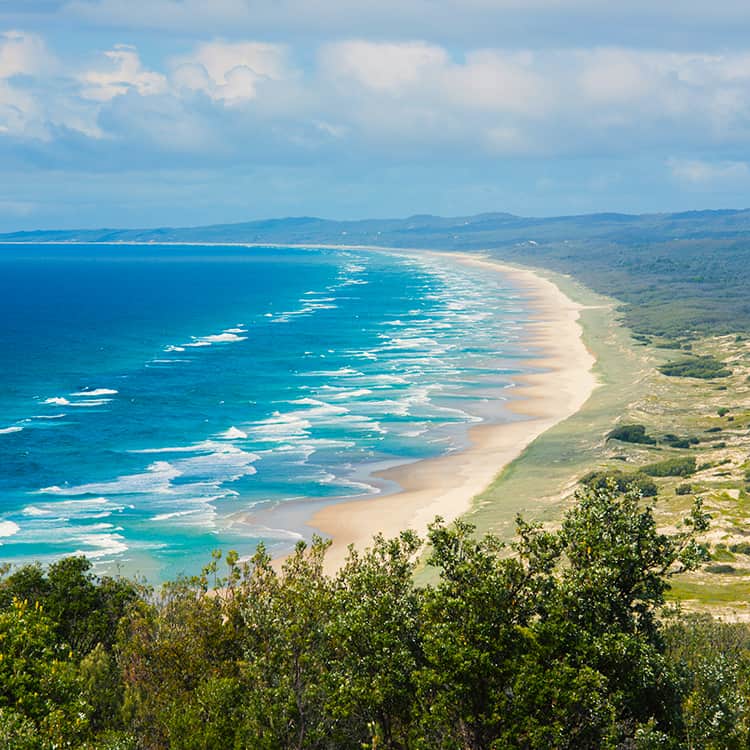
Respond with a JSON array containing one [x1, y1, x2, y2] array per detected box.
[[0, 244, 534, 581]]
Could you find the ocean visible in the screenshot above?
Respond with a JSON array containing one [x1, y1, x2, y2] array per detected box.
[[0, 244, 535, 581]]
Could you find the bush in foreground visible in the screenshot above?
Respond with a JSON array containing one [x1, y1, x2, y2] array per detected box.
[[1, 482, 743, 750]]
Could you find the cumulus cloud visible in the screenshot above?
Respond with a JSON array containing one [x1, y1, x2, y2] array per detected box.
[[171, 41, 292, 103], [79, 45, 167, 101], [0, 31, 66, 139], [0, 30, 54, 78], [321, 41, 448, 93], [6, 33, 750, 171]]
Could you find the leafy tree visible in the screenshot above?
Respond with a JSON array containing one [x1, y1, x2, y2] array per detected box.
[[0, 556, 140, 656], [118, 569, 243, 749], [239, 538, 336, 750], [326, 531, 423, 748], [414, 517, 553, 748], [0, 598, 90, 747]]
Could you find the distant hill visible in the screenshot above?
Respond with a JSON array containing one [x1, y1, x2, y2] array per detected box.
[[3, 208, 750, 336], [3, 208, 750, 248]]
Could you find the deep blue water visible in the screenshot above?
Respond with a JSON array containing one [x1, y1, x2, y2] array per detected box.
[[0, 244, 534, 580]]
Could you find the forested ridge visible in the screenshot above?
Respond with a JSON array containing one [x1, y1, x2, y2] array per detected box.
[[5, 208, 750, 336], [2, 483, 749, 749]]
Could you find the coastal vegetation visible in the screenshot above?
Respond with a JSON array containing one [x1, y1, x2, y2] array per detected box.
[[4, 483, 749, 750], [607, 424, 656, 445], [658, 356, 732, 380], [467, 269, 750, 618]]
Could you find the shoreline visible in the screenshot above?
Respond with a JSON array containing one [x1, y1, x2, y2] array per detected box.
[[306, 251, 599, 571], [4, 239, 600, 573]]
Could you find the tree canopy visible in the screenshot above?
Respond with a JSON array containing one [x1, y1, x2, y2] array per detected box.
[[1, 481, 745, 750]]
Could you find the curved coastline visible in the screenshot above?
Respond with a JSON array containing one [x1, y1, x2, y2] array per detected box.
[[306, 251, 599, 571], [1, 240, 597, 573]]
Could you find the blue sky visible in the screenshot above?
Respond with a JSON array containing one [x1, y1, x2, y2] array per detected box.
[[1, 1, 750, 230]]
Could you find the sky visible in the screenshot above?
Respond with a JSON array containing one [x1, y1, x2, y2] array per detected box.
[[1, 1, 750, 230]]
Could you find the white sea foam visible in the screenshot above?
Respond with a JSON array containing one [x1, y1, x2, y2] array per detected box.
[[70, 399, 111, 407], [73, 532, 128, 559], [201, 332, 248, 343], [0, 426, 23, 434], [42, 444, 261, 500], [164, 345, 185, 352], [43, 397, 71, 406], [0, 520, 20, 538], [39, 461, 181, 496], [219, 426, 248, 439], [30, 414, 66, 420], [328, 388, 373, 400], [150, 509, 203, 522], [22, 505, 50, 517], [318, 473, 380, 495], [302, 367, 362, 378], [248, 413, 312, 441], [130, 440, 224, 454], [21, 499, 123, 525], [71, 388, 118, 397], [358, 373, 408, 385]]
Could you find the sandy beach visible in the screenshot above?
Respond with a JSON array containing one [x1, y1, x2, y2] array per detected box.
[[308, 251, 599, 571]]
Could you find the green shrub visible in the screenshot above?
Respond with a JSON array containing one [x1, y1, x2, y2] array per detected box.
[[607, 424, 657, 445], [580, 470, 658, 497], [705, 564, 737, 575], [658, 356, 732, 379], [729, 542, 750, 555], [642, 456, 697, 477], [718, 408, 730, 417], [663, 434, 691, 448], [675, 484, 693, 495]]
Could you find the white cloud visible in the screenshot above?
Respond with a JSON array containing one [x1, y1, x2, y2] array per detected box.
[[0, 30, 53, 78], [578, 48, 656, 103], [0, 32, 59, 139], [79, 45, 167, 101], [443, 50, 547, 115], [668, 158, 750, 184], [7, 30, 750, 171], [321, 41, 447, 93], [171, 41, 292, 103]]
